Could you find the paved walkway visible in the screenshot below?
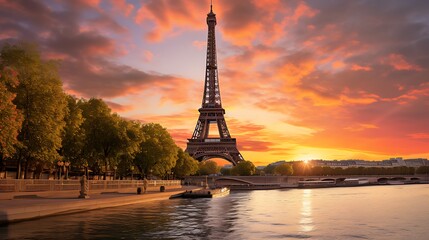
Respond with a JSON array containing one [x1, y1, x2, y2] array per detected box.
[[0, 186, 197, 225]]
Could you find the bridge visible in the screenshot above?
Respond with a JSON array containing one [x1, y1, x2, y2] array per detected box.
[[185, 175, 429, 188]]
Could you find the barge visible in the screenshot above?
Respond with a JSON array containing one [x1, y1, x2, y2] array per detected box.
[[169, 187, 230, 199]]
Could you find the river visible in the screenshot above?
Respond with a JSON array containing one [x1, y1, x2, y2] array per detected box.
[[1, 184, 428, 239]]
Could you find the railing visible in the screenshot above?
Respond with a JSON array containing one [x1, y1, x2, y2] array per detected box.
[[0, 179, 181, 192]]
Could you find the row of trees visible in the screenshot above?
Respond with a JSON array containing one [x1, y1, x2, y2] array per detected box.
[[263, 162, 429, 176], [211, 162, 428, 177], [0, 43, 199, 179]]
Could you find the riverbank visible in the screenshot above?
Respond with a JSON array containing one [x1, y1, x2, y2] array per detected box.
[[0, 186, 198, 225]]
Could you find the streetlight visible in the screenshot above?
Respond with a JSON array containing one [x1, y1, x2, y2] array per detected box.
[[83, 162, 89, 179], [113, 166, 117, 180], [57, 161, 64, 180], [130, 166, 135, 180], [64, 161, 70, 180]]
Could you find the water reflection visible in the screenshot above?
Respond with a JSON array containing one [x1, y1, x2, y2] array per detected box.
[[1, 185, 428, 239], [299, 189, 314, 232]]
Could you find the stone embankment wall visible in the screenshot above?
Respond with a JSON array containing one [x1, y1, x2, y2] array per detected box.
[[0, 179, 181, 192]]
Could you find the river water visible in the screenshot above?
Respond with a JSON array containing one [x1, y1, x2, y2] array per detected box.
[[1, 184, 428, 239]]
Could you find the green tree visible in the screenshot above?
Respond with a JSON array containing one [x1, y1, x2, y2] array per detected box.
[[60, 95, 85, 169], [172, 148, 199, 178], [0, 66, 23, 159], [1, 43, 67, 178], [274, 163, 294, 176], [198, 160, 220, 175], [115, 119, 144, 174], [220, 167, 232, 176], [134, 123, 178, 178], [80, 99, 128, 179], [264, 164, 276, 174], [231, 160, 256, 176], [416, 166, 429, 174]]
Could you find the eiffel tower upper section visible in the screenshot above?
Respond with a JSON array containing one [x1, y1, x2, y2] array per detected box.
[[185, 3, 244, 165], [202, 4, 222, 109]]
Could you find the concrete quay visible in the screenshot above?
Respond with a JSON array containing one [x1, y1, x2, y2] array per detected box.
[[0, 186, 196, 225]]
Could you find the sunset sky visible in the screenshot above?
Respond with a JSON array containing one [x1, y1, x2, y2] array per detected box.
[[1, 0, 429, 166]]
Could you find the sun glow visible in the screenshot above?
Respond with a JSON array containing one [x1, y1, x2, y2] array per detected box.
[[295, 152, 321, 162]]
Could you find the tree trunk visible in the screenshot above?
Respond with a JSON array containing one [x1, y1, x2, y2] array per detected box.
[[16, 157, 21, 179], [103, 158, 108, 180], [23, 159, 29, 179]]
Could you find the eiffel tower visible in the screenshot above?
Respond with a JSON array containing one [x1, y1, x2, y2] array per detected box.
[[185, 3, 244, 165]]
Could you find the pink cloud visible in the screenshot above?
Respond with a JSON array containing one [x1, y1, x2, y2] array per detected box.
[[192, 40, 206, 49], [383, 54, 422, 71], [105, 101, 134, 112], [290, 1, 318, 22], [110, 0, 134, 17], [143, 50, 153, 62], [351, 64, 372, 71], [408, 133, 429, 139], [135, 0, 206, 42], [344, 123, 378, 132]]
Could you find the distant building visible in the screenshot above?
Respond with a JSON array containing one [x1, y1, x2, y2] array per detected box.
[[270, 160, 287, 166], [404, 158, 429, 167], [222, 164, 233, 169], [309, 158, 428, 169]]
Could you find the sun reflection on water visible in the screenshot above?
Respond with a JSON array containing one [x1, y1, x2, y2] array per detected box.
[[300, 189, 314, 232]]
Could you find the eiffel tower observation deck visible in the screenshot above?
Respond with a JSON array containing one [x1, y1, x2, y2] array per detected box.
[[185, 3, 244, 165]]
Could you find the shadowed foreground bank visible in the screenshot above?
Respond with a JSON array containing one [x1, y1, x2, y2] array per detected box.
[[0, 185, 197, 225]]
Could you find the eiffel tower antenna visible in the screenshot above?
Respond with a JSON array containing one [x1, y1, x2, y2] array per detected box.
[[185, 3, 244, 165]]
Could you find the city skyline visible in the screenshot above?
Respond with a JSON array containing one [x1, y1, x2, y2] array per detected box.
[[1, 0, 429, 165]]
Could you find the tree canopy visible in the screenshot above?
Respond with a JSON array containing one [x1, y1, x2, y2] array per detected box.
[[1, 43, 67, 178], [198, 160, 220, 175], [134, 123, 178, 178], [0, 65, 22, 158], [172, 148, 199, 178], [231, 160, 256, 176], [274, 163, 294, 176]]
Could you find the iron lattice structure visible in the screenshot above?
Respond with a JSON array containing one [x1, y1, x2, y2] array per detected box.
[[185, 5, 244, 165]]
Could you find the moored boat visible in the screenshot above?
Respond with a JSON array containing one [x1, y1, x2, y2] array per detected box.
[[169, 187, 230, 199], [228, 183, 281, 190], [386, 180, 405, 185]]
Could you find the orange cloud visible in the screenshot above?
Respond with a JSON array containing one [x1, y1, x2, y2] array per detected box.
[[135, 0, 206, 42], [408, 133, 429, 139], [383, 54, 422, 71], [332, 61, 345, 69], [167, 128, 192, 148], [351, 64, 372, 71], [218, 0, 316, 46], [290, 1, 318, 22], [344, 123, 378, 132], [277, 57, 316, 86]]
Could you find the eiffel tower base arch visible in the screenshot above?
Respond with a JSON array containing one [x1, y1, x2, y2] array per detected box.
[[186, 139, 244, 166]]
